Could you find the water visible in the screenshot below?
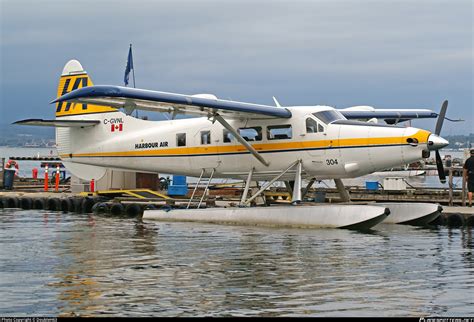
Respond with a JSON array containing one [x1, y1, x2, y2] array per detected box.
[[0, 147, 58, 178], [1, 209, 473, 317]]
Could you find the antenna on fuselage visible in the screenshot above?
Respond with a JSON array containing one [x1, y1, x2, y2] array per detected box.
[[272, 96, 281, 108]]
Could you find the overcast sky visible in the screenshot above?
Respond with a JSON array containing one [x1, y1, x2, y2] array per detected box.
[[1, 0, 472, 135]]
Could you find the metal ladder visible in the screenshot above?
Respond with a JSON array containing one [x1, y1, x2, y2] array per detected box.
[[186, 168, 215, 209]]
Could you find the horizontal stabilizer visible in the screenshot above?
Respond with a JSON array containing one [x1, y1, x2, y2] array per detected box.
[[13, 119, 100, 127]]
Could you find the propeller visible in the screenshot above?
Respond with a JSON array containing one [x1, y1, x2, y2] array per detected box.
[[434, 100, 448, 184], [435, 100, 448, 136], [435, 150, 446, 184]]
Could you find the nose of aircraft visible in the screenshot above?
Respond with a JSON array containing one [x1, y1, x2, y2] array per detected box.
[[427, 134, 449, 150]]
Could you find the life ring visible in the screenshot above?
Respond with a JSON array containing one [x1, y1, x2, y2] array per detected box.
[[5, 160, 19, 175]]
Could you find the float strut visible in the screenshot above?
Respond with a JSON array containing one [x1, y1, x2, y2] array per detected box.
[[334, 178, 351, 202], [291, 160, 302, 204], [284, 181, 293, 196], [301, 177, 316, 199], [240, 167, 254, 205], [244, 160, 300, 206]]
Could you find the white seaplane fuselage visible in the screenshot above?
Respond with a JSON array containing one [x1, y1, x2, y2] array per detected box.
[[56, 106, 431, 181], [15, 59, 449, 229]]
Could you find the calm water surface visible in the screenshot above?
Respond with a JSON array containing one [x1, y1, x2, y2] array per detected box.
[[0, 208, 473, 317]]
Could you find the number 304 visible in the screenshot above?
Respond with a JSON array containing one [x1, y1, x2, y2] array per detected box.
[[326, 159, 338, 165]]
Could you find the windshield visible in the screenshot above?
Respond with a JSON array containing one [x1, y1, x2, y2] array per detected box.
[[312, 110, 346, 124]]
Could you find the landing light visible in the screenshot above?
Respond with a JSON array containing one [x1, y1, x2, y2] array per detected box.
[[406, 138, 419, 146]]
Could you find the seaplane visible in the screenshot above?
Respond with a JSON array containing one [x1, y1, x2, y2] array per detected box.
[[15, 60, 453, 229]]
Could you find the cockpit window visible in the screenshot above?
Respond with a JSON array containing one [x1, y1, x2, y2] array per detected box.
[[306, 118, 318, 133], [306, 118, 325, 133], [312, 110, 346, 124]]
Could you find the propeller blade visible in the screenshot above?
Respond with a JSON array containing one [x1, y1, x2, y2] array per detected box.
[[435, 100, 448, 135], [435, 150, 446, 184]]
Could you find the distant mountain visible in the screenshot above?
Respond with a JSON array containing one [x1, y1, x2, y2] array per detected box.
[[0, 123, 54, 138], [0, 123, 54, 147], [445, 133, 473, 149]]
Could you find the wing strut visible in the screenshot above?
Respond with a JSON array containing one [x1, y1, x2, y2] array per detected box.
[[213, 113, 270, 167]]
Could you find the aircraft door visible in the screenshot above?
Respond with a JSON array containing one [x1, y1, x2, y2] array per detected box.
[[194, 126, 221, 171], [304, 115, 328, 159]]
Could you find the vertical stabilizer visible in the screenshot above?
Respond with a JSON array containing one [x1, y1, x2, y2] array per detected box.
[[56, 60, 117, 117]]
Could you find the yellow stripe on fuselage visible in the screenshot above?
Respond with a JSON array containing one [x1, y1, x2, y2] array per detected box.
[[59, 129, 431, 158]]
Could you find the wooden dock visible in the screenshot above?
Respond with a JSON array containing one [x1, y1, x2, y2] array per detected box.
[[1, 188, 473, 227]]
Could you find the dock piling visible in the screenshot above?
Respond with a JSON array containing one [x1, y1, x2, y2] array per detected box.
[[55, 165, 60, 192], [448, 168, 453, 206], [44, 165, 49, 192]]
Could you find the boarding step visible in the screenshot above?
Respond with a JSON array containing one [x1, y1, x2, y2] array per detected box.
[[186, 169, 215, 209]]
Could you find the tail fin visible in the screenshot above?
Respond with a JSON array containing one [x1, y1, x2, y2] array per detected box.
[[56, 60, 117, 117]]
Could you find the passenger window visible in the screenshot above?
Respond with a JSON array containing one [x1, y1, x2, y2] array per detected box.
[[200, 130, 211, 145], [176, 133, 186, 147], [223, 129, 234, 143], [306, 118, 318, 133], [267, 125, 292, 140], [238, 127, 262, 141]]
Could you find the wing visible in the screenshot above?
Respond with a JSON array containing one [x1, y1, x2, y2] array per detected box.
[[339, 106, 438, 124], [13, 119, 100, 127], [52, 85, 292, 119]]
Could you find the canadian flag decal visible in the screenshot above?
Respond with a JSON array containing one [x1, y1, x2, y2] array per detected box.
[[111, 124, 123, 132]]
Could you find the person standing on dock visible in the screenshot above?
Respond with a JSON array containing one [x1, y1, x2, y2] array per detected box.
[[463, 149, 474, 207]]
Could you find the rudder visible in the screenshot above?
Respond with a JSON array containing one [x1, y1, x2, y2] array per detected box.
[[56, 60, 117, 117]]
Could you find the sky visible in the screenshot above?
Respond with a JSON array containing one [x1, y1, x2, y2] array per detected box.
[[1, 0, 472, 135]]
